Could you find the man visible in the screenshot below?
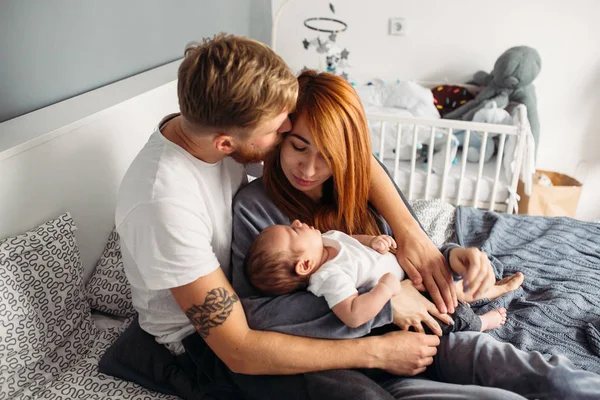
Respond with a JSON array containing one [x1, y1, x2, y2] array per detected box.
[[115, 34, 600, 399], [115, 34, 439, 399]]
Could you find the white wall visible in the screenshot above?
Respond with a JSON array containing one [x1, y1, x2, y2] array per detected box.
[[0, 72, 180, 282], [273, 0, 600, 221]]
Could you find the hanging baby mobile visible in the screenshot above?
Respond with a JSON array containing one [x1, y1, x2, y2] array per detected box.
[[302, 2, 350, 79]]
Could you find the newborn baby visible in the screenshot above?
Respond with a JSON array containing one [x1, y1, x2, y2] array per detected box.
[[245, 220, 508, 333]]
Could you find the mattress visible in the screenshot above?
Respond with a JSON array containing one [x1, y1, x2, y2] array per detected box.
[[33, 315, 175, 400], [30, 201, 458, 399], [382, 150, 511, 209]]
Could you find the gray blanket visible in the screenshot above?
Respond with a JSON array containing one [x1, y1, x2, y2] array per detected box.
[[455, 206, 600, 373]]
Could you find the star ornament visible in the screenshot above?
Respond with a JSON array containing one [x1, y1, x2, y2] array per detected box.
[[340, 48, 349, 59], [302, 38, 310, 49]]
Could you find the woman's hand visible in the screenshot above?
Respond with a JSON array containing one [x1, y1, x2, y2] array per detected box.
[[390, 280, 453, 336], [395, 232, 457, 314], [370, 235, 397, 254], [449, 247, 495, 300]]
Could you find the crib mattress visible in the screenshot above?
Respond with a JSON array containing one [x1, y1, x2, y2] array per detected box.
[[382, 152, 511, 209]]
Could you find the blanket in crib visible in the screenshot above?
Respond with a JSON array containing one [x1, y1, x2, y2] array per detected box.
[[455, 206, 600, 373]]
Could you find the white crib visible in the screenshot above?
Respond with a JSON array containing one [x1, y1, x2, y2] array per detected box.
[[366, 104, 531, 214]]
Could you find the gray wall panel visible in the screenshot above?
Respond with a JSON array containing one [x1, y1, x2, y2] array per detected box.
[[0, 0, 269, 123]]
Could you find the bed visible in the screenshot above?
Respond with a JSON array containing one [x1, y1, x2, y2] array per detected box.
[[1, 63, 598, 400]]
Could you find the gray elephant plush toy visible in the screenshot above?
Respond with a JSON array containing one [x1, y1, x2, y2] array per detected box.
[[444, 46, 541, 154]]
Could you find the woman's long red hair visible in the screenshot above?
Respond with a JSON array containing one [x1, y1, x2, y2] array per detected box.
[[263, 70, 381, 236]]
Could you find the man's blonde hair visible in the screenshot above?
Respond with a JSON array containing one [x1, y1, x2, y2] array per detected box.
[[178, 33, 298, 134]]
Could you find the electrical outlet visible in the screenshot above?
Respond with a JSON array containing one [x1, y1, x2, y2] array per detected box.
[[389, 17, 407, 36]]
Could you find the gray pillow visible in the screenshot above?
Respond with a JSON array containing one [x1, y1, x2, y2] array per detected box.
[[410, 199, 457, 246], [0, 212, 96, 399], [86, 230, 136, 318]]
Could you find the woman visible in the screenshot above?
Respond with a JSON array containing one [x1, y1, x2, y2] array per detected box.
[[260, 70, 522, 305], [230, 71, 597, 399]]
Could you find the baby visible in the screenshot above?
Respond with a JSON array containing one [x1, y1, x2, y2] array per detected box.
[[245, 219, 508, 333]]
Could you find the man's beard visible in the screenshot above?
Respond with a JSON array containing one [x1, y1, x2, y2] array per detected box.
[[229, 145, 266, 164], [229, 136, 282, 164]]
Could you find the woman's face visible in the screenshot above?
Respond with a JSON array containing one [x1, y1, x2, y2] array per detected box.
[[279, 114, 332, 202]]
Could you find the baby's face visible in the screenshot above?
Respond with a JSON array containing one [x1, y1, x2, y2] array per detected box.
[[264, 220, 323, 263]]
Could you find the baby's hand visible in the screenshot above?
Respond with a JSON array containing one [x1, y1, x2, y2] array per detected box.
[[379, 272, 402, 296], [370, 235, 397, 254]]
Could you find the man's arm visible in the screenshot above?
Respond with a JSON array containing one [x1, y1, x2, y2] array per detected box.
[[368, 157, 457, 314], [171, 267, 438, 375]]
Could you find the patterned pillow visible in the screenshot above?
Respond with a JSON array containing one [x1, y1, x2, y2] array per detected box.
[[410, 199, 457, 247], [0, 212, 96, 399], [86, 230, 136, 317]]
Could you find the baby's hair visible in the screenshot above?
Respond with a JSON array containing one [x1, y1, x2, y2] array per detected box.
[[245, 227, 310, 295]]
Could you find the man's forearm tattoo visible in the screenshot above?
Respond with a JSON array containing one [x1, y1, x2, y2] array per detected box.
[[185, 287, 239, 338]]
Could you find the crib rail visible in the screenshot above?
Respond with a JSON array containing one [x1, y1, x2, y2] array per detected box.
[[367, 113, 519, 134], [367, 105, 530, 214]]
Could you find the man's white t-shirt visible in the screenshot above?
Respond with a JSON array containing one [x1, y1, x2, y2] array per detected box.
[[115, 116, 246, 355], [307, 231, 406, 308]]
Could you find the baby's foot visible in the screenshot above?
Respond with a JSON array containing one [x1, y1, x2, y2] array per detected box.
[[495, 272, 525, 294], [460, 272, 525, 303], [480, 307, 507, 331]]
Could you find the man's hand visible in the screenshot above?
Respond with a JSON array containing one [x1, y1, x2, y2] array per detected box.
[[370, 235, 397, 254], [378, 272, 402, 296], [390, 280, 453, 336], [395, 232, 457, 314], [371, 330, 440, 376], [449, 247, 495, 300]]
